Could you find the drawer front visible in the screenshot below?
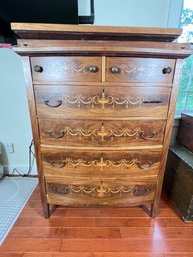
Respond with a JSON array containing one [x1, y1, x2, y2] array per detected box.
[[35, 85, 171, 118], [31, 57, 102, 83], [46, 176, 156, 207], [106, 57, 175, 83], [39, 119, 166, 147], [42, 149, 161, 177]]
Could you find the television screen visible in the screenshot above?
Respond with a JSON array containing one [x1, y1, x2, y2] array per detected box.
[[0, 0, 78, 24], [0, 0, 79, 44]]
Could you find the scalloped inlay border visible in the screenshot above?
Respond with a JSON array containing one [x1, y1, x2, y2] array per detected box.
[[47, 182, 155, 198]]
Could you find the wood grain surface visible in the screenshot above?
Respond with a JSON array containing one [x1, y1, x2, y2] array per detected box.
[[11, 22, 182, 42], [16, 40, 191, 51], [41, 148, 161, 176], [106, 57, 175, 83], [34, 85, 171, 119], [1, 187, 193, 256], [21, 57, 50, 218], [12, 25, 193, 218], [31, 57, 102, 83], [31, 56, 175, 84], [151, 59, 183, 217], [39, 119, 166, 147]]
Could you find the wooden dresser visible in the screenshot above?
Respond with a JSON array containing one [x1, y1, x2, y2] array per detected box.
[[11, 23, 192, 218]]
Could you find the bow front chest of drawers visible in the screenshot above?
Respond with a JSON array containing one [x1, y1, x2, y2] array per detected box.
[[12, 23, 192, 218]]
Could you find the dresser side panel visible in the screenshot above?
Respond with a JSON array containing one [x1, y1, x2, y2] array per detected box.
[[152, 59, 183, 217], [22, 56, 49, 217]]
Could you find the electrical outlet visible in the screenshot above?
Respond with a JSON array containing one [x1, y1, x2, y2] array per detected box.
[[5, 143, 14, 154]]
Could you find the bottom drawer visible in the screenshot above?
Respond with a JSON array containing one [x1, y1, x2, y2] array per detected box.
[[46, 176, 156, 207]]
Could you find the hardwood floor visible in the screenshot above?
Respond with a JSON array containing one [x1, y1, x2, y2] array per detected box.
[[0, 185, 193, 257]]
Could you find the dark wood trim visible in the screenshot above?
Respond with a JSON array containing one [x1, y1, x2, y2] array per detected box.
[[13, 40, 192, 58], [11, 23, 182, 42], [22, 57, 50, 218], [13, 47, 192, 59]]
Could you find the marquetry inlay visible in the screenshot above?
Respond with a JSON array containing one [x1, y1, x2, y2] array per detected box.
[[48, 123, 158, 142], [62, 90, 143, 109], [48, 182, 155, 198], [118, 64, 164, 74], [49, 156, 154, 171], [50, 62, 87, 73]]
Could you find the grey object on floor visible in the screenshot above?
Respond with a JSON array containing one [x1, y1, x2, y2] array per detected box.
[[0, 177, 38, 245]]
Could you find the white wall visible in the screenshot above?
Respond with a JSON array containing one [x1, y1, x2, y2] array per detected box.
[[167, 0, 183, 28], [79, 0, 181, 27], [94, 0, 170, 27], [0, 49, 36, 174], [0, 0, 181, 175]]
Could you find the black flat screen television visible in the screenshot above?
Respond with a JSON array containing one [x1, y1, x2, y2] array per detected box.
[[0, 0, 78, 24], [0, 0, 79, 44]]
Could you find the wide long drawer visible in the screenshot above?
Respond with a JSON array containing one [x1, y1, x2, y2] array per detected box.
[[35, 85, 171, 118], [46, 176, 156, 207], [31, 56, 102, 83], [42, 148, 161, 177], [39, 119, 166, 147]]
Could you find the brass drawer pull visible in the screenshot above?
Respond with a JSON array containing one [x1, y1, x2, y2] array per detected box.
[[111, 66, 121, 74], [44, 100, 62, 108], [137, 161, 153, 170], [140, 131, 158, 140], [48, 130, 65, 138], [50, 161, 65, 168], [88, 65, 99, 73], [34, 65, 43, 73], [162, 67, 172, 74]]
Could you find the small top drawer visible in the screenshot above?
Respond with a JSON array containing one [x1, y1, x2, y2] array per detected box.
[[106, 57, 175, 83], [31, 56, 102, 83]]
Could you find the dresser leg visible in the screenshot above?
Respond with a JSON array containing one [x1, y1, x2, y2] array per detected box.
[[42, 202, 50, 218], [150, 203, 158, 218]]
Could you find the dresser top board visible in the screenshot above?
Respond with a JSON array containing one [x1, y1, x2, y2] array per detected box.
[[11, 22, 182, 42], [11, 23, 192, 58]]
